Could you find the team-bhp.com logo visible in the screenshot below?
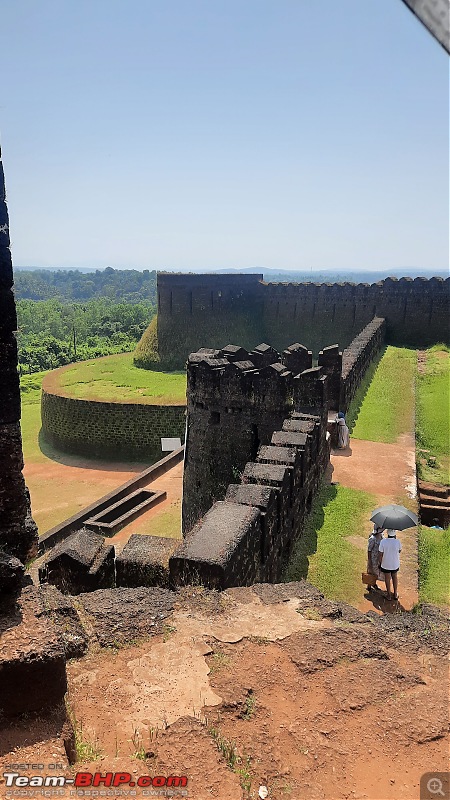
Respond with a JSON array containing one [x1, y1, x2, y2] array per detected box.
[[3, 772, 188, 790]]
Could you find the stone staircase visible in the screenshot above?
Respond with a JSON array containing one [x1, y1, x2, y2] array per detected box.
[[418, 480, 450, 527]]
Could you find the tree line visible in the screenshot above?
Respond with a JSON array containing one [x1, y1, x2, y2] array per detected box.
[[17, 298, 155, 373], [14, 267, 157, 303]]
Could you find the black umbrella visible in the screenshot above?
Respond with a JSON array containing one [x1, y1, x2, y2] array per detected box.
[[370, 504, 418, 530]]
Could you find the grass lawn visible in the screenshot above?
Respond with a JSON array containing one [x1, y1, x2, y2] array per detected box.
[[416, 346, 449, 485], [284, 484, 376, 604], [347, 346, 416, 443], [418, 525, 450, 606], [44, 352, 187, 405], [128, 499, 182, 538], [20, 371, 49, 462]]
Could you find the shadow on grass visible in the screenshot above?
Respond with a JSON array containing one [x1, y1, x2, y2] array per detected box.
[[284, 483, 338, 581], [37, 428, 152, 472]]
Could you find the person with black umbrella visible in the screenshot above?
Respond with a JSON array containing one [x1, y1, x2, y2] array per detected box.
[[378, 529, 402, 600], [369, 505, 418, 602]]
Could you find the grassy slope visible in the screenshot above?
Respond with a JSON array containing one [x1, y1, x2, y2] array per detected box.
[[418, 525, 450, 606], [348, 346, 416, 443], [20, 371, 48, 463], [285, 484, 376, 604], [416, 346, 449, 485], [44, 352, 187, 405]]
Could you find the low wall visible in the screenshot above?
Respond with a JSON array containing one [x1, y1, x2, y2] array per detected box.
[[41, 384, 186, 462], [316, 317, 385, 412], [340, 317, 386, 411], [170, 371, 330, 589]]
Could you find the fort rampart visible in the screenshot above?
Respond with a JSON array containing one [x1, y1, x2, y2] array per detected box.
[[41, 384, 186, 462], [143, 273, 449, 369], [317, 317, 386, 412], [171, 365, 330, 589]]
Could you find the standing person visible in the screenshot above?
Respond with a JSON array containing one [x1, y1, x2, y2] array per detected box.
[[366, 525, 385, 592], [336, 412, 350, 449], [378, 529, 402, 600]]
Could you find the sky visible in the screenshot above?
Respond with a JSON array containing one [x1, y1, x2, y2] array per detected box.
[[0, 0, 448, 272]]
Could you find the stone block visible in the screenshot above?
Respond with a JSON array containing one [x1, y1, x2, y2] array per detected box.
[[170, 501, 261, 589], [271, 430, 308, 448], [40, 585, 89, 659], [282, 418, 316, 434], [79, 587, 175, 647], [257, 444, 298, 466], [0, 585, 67, 715], [0, 550, 25, 594], [116, 534, 179, 588], [39, 529, 115, 594], [242, 461, 289, 490]]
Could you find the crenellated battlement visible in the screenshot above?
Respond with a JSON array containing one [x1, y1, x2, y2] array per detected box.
[[182, 340, 329, 534], [137, 272, 449, 369]]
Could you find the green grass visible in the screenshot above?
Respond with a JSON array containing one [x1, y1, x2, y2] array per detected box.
[[134, 315, 160, 368], [416, 346, 449, 485], [347, 346, 416, 443], [418, 525, 450, 606], [284, 484, 376, 604], [20, 372, 48, 462], [20, 370, 48, 405], [45, 352, 186, 405], [129, 500, 182, 538]]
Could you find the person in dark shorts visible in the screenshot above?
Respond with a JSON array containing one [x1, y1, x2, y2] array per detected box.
[[378, 529, 402, 600]]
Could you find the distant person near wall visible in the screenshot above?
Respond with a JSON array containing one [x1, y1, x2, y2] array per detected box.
[[336, 412, 350, 449], [366, 525, 385, 593]]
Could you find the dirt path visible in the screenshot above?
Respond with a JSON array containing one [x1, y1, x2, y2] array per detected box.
[[2, 588, 447, 800], [331, 435, 418, 613], [24, 457, 152, 534]]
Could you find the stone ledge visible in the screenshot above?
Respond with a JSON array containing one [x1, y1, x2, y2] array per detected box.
[[0, 585, 67, 715]]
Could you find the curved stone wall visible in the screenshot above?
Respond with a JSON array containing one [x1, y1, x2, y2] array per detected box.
[[41, 381, 186, 462]]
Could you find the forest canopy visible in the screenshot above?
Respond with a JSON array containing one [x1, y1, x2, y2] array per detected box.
[[14, 270, 156, 373]]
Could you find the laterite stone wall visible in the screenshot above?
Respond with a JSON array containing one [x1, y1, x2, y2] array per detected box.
[[41, 387, 186, 462]]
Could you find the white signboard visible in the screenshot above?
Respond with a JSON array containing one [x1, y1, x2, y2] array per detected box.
[[161, 437, 182, 452]]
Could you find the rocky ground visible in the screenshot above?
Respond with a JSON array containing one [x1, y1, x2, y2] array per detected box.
[[1, 581, 448, 800]]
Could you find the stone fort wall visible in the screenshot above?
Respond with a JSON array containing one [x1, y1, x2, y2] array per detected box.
[[171, 364, 331, 589], [149, 273, 449, 368], [0, 149, 38, 564], [172, 317, 386, 589], [41, 385, 186, 462]]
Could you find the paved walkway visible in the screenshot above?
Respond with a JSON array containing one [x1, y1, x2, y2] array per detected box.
[[330, 434, 418, 613]]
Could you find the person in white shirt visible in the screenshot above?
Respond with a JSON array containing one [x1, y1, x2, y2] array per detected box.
[[378, 529, 402, 600]]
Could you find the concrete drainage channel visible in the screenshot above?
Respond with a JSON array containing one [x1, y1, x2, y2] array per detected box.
[[85, 488, 166, 535], [33, 447, 183, 594]]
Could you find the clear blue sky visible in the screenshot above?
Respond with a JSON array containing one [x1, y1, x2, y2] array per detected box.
[[1, 0, 448, 271]]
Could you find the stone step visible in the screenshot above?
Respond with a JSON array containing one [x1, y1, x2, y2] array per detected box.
[[418, 480, 449, 500], [419, 494, 450, 507]]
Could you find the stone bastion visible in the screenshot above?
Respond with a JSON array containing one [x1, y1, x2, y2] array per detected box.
[[40, 367, 186, 462]]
